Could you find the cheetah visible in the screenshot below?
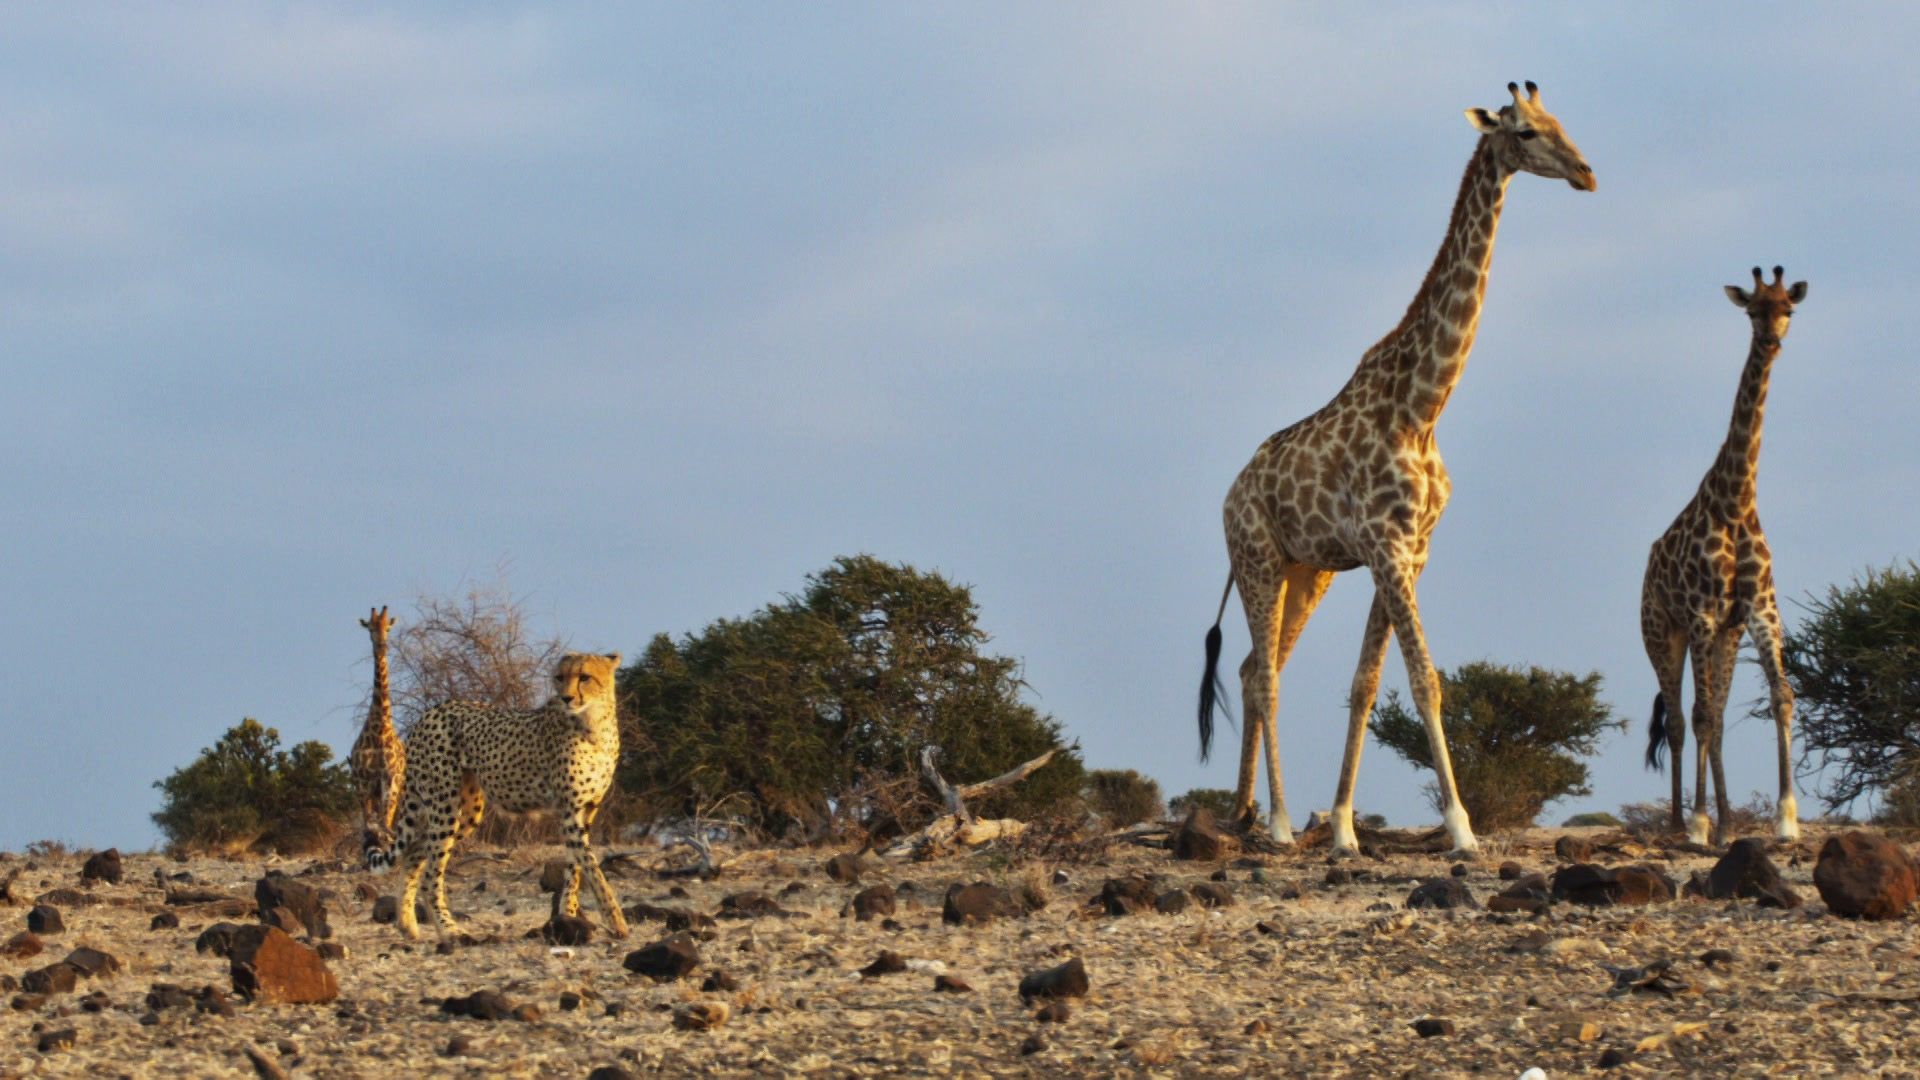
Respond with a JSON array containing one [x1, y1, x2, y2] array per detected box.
[[366, 652, 632, 940]]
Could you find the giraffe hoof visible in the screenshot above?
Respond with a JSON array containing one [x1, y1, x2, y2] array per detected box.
[[1328, 845, 1361, 862], [1443, 848, 1479, 863]]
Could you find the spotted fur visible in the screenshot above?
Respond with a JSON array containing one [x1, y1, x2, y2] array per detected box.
[[1195, 81, 1595, 856], [1641, 267, 1807, 847], [367, 652, 631, 939]]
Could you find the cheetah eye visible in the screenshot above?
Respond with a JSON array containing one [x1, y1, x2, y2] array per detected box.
[[1515, 130, 1538, 141]]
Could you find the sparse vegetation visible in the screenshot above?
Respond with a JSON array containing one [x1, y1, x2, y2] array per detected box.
[[1774, 561, 1920, 819], [1562, 811, 1623, 828], [618, 555, 1085, 837], [1085, 769, 1165, 827], [1370, 661, 1620, 831], [151, 718, 357, 854], [1168, 787, 1238, 822]]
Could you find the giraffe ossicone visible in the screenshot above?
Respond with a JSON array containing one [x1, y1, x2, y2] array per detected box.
[[1641, 266, 1807, 848], [1195, 81, 1595, 856]]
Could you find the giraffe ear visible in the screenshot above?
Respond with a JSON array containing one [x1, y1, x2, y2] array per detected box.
[[1464, 108, 1500, 134], [1787, 281, 1808, 303], [1724, 285, 1753, 308]]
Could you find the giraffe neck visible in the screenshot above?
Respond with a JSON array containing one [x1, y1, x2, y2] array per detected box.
[[1701, 333, 1778, 518], [1349, 137, 1512, 431], [370, 640, 393, 735]]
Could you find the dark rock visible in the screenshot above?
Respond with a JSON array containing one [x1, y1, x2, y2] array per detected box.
[[1406, 878, 1477, 910], [1190, 882, 1235, 908], [243, 1045, 290, 1080], [1498, 861, 1526, 881], [933, 974, 973, 993], [316, 942, 346, 961], [623, 933, 700, 982], [1449, 863, 1469, 878], [943, 882, 1023, 925], [541, 914, 594, 946], [196, 985, 237, 1017], [255, 873, 331, 939], [1, 932, 42, 960], [512, 1003, 542, 1022], [79, 989, 111, 1012], [623, 903, 715, 933], [539, 860, 572, 893], [1814, 830, 1919, 920], [1703, 838, 1801, 908], [440, 990, 519, 1021], [1277, 882, 1303, 901], [150, 911, 179, 931], [1255, 920, 1281, 935], [847, 884, 896, 922], [859, 950, 907, 978], [1174, 806, 1229, 861], [1209, 868, 1229, 882], [1095, 876, 1157, 916], [716, 891, 792, 919], [145, 984, 195, 1011], [1487, 873, 1551, 915], [195, 922, 252, 957], [62, 947, 118, 978], [673, 1001, 729, 1030], [0, 975, 12, 993], [1324, 867, 1354, 886], [824, 853, 866, 884], [1034, 1000, 1071, 1023], [1554, 835, 1594, 863], [559, 990, 583, 1011], [10, 993, 48, 1011], [1699, 948, 1735, 969], [587, 1069, 639, 1080], [80, 849, 123, 886], [35, 1028, 76, 1053], [444, 1035, 475, 1056], [22, 963, 78, 995], [1597, 1047, 1630, 1069], [1018, 956, 1089, 1002], [371, 895, 431, 925], [1412, 1017, 1454, 1038], [781, 881, 807, 895], [1550, 864, 1674, 907], [230, 925, 339, 1004], [261, 906, 306, 937], [26, 905, 64, 935], [35, 888, 92, 907], [1154, 890, 1191, 915], [701, 970, 739, 993], [1020, 1033, 1049, 1055]]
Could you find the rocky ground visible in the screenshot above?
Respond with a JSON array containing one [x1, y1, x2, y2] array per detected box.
[[1, 823, 1917, 1079]]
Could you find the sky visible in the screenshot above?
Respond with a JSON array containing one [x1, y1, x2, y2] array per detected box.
[[3, 4, 1918, 851]]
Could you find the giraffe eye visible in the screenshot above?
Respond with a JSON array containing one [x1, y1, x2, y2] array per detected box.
[[1515, 130, 1539, 141]]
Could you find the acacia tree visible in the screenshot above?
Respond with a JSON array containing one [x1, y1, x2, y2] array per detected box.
[[1777, 562, 1920, 821], [1370, 661, 1619, 831], [153, 718, 357, 853], [618, 555, 1085, 836]]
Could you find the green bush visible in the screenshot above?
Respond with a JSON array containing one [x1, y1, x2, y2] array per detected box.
[[152, 718, 357, 854], [1562, 811, 1623, 828], [1168, 787, 1238, 823], [619, 555, 1085, 836], [1370, 661, 1620, 831], [1085, 770, 1164, 827]]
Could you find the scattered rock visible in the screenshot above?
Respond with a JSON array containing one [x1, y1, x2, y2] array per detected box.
[[860, 950, 907, 978], [717, 891, 792, 919], [1174, 806, 1230, 861], [559, 990, 583, 1011], [1498, 861, 1526, 881], [26, 905, 64, 935], [22, 963, 78, 994], [1412, 1017, 1454, 1038], [933, 974, 974, 993], [587, 1069, 638, 1080], [1190, 882, 1235, 908], [1605, 959, 1689, 998], [539, 861, 572, 893], [1018, 956, 1089, 1002], [701, 970, 739, 993], [623, 903, 715, 934], [1255, 920, 1281, 935], [1154, 890, 1191, 915], [1406, 878, 1477, 910], [1705, 838, 1802, 908], [1034, 1000, 1071, 1023], [371, 896, 431, 926], [195, 923, 249, 957], [1, 932, 42, 960], [62, 947, 119, 977], [824, 853, 866, 884], [1554, 836, 1594, 863], [244, 1044, 291, 1080], [230, 925, 339, 1004], [78, 989, 111, 1012], [1449, 862, 1469, 878], [1487, 874, 1551, 915], [1700, 948, 1735, 969], [1095, 876, 1157, 916], [623, 933, 701, 982], [1597, 1047, 1630, 1069], [145, 983, 195, 1011], [80, 849, 123, 886], [1324, 867, 1354, 887], [1551, 864, 1674, 907], [316, 941, 346, 961], [845, 884, 895, 922], [11, 993, 48, 1011], [36, 1028, 76, 1053], [673, 1001, 730, 1031], [255, 874, 331, 939], [150, 911, 179, 931], [440, 990, 522, 1021], [261, 906, 307, 937], [444, 1035, 474, 1056], [943, 883, 1023, 925], [1814, 831, 1918, 920], [540, 914, 594, 946], [1020, 1033, 1048, 1055]]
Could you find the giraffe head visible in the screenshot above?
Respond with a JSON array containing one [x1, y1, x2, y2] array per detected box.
[[359, 605, 396, 645], [1464, 81, 1596, 192], [1725, 265, 1807, 347]]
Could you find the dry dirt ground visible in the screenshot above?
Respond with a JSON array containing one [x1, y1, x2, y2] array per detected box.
[[2, 825, 1918, 1079]]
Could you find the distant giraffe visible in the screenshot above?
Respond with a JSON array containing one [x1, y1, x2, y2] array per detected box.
[[1195, 81, 1596, 856], [1643, 266, 1807, 847], [350, 606, 406, 845]]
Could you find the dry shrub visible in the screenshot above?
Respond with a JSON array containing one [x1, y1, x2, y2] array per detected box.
[[390, 573, 568, 737], [1618, 792, 1778, 837]]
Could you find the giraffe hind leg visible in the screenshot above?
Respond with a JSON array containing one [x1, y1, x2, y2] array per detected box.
[[1748, 601, 1800, 839]]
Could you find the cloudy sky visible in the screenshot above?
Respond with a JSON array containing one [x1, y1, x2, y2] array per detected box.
[[4, 5, 1917, 850]]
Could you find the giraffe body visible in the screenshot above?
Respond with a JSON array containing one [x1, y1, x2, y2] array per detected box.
[[1196, 82, 1595, 856], [349, 606, 407, 848], [1642, 267, 1807, 847]]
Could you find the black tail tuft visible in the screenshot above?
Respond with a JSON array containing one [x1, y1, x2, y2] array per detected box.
[[362, 826, 395, 872], [1645, 692, 1668, 772], [1198, 624, 1230, 762]]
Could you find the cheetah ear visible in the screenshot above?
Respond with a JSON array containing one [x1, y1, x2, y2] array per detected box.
[[1724, 285, 1753, 308], [603, 652, 622, 668]]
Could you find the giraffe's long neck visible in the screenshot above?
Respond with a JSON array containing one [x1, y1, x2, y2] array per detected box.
[[1701, 332, 1779, 518], [1352, 138, 1512, 431], [370, 637, 393, 736]]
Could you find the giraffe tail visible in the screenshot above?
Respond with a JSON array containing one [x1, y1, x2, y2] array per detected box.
[[363, 823, 397, 872], [1197, 573, 1235, 762], [1645, 692, 1668, 772]]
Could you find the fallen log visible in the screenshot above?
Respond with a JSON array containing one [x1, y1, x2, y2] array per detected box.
[[881, 747, 1059, 859]]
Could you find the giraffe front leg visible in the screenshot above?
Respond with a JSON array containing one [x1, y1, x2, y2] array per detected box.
[[1749, 604, 1801, 841], [1371, 561, 1475, 856], [1332, 593, 1392, 857], [1686, 633, 1717, 847]]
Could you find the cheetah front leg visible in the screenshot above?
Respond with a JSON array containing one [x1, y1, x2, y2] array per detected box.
[[564, 800, 629, 938]]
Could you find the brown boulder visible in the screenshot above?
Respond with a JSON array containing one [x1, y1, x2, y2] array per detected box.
[[942, 882, 1023, 925], [1018, 956, 1089, 1001], [847, 885, 896, 922], [1704, 838, 1802, 908], [255, 873, 331, 939], [22, 963, 78, 994], [1554, 835, 1594, 863], [1095, 876, 1157, 916], [1814, 830, 1918, 920], [1487, 873, 1551, 915], [25, 905, 64, 935], [623, 933, 700, 982], [1174, 806, 1230, 861], [1, 932, 42, 960], [61, 947, 119, 978], [1190, 881, 1236, 908], [1551, 864, 1674, 907], [824, 852, 866, 884], [229, 925, 338, 1004], [80, 849, 123, 886]]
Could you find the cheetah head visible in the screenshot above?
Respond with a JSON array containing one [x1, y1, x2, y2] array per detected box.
[[553, 652, 622, 717]]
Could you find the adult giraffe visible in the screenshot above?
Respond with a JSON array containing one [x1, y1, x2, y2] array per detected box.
[[1643, 267, 1808, 847], [350, 606, 406, 850], [1196, 81, 1595, 856]]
